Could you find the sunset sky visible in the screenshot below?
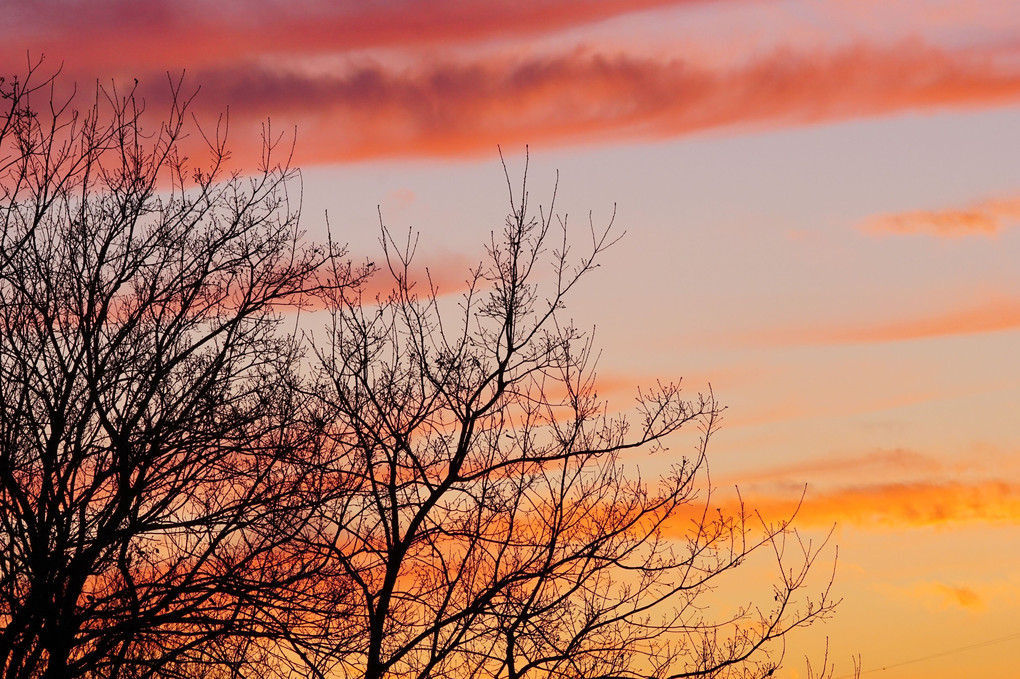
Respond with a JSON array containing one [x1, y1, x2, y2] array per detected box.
[[7, 0, 1020, 676]]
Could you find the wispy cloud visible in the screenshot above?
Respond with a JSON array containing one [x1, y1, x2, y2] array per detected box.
[[862, 196, 1020, 237], [3, 0, 727, 71], [277, 251, 479, 313], [808, 296, 1020, 344], [737, 480, 1020, 530], [10, 1, 1020, 169], [913, 582, 986, 611], [732, 448, 942, 485], [747, 294, 1020, 347], [141, 40, 1020, 166]]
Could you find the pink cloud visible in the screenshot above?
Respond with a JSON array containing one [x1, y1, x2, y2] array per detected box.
[[147, 40, 1020, 166], [2, 0, 730, 72], [862, 196, 1020, 237], [11, 11, 1020, 166], [746, 294, 1020, 347], [808, 296, 1020, 344], [732, 448, 943, 485]]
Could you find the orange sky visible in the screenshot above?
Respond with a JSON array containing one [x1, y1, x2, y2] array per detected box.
[[6, 0, 1020, 676]]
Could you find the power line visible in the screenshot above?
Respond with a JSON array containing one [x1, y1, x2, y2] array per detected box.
[[834, 630, 1020, 678]]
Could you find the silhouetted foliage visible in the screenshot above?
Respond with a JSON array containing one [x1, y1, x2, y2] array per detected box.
[[1, 64, 839, 679]]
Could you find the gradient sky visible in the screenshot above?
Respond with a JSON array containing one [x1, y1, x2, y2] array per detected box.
[[7, 0, 1020, 676]]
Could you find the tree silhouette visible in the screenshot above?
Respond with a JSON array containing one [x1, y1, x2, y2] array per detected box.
[[289, 156, 839, 679], [0, 63, 362, 679], [1, 64, 839, 679]]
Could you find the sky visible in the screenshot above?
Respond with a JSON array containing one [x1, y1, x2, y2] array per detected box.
[[6, 0, 1020, 676]]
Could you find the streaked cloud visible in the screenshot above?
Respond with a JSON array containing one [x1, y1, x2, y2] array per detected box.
[[733, 448, 942, 485], [12, 35, 1020, 167], [659, 479, 1020, 540], [162, 40, 1020, 164], [747, 295, 1020, 347], [808, 296, 1020, 344], [2, 0, 728, 71], [738, 480, 1020, 530], [862, 196, 1020, 237], [6, 0, 1020, 167]]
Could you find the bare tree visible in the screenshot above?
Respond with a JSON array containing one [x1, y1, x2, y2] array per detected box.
[[0, 63, 357, 679], [299, 155, 839, 679], [1, 62, 839, 679]]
